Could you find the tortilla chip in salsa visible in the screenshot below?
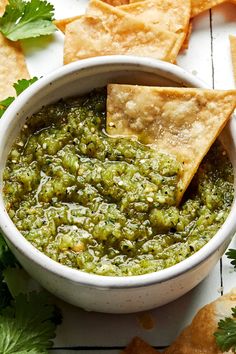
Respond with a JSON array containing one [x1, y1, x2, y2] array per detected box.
[[107, 84, 236, 203]]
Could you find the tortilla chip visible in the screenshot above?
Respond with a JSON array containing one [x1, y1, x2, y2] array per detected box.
[[0, 0, 8, 16], [107, 84, 236, 203], [164, 289, 236, 354], [119, 0, 190, 35], [64, 0, 178, 64], [129, 0, 144, 3], [102, 0, 129, 6], [230, 35, 236, 85], [0, 0, 29, 101], [54, 16, 82, 33], [0, 36, 29, 101], [191, 0, 225, 17], [119, 0, 190, 60], [122, 337, 160, 354], [181, 21, 193, 51]]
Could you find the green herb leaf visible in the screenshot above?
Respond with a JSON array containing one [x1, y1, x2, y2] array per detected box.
[[0, 282, 12, 311], [0, 234, 17, 271], [227, 248, 236, 268], [214, 306, 236, 352], [0, 292, 61, 353], [3, 267, 34, 298], [0, 233, 61, 353], [0, 77, 38, 118], [0, 0, 56, 41], [0, 234, 17, 311], [0, 97, 14, 118], [13, 77, 38, 96]]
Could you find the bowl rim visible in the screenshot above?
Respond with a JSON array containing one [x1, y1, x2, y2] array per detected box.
[[0, 55, 236, 289]]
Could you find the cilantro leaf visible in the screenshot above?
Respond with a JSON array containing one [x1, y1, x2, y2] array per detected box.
[[13, 77, 38, 96], [0, 77, 38, 118], [0, 292, 61, 353], [0, 0, 57, 41], [0, 234, 17, 311], [0, 234, 61, 353], [0, 234, 17, 271], [0, 282, 12, 311], [214, 307, 236, 352], [227, 248, 236, 268], [3, 267, 33, 297], [0, 97, 14, 118]]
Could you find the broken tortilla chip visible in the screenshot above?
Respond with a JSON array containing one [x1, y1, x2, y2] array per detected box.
[[64, 0, 178, 64], [0, 36, 29, 100], [106, 84, 236, 203], [54, 16, 82, 33], [164, 289, 236, 354], [121, 337, 160, 354], [191, 0, 225, 17], [181, 21, 193, 51], [119, 0, 190, 61], [230, 35, 236, 85]]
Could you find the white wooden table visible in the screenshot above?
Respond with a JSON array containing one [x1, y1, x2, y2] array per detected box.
[[22, 1, 236, 352]]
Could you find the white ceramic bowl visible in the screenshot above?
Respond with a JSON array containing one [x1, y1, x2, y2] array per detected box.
[[0, 56, 236, 314]]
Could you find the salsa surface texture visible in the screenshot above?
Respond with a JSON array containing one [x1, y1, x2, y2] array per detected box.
[[3, 91, 234, 276]]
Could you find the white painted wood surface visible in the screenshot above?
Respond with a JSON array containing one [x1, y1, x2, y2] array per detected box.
[[21, 1, 236, 352]]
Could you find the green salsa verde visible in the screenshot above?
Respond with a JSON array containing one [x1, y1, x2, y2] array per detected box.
[[3, 91, 234, 276]]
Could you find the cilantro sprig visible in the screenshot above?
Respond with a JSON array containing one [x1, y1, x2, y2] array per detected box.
[[214, 307, 236, 352], [0, 77, 38, 118], [0, 0, 57, 41], [0, 233, 61, 353], [0, 292, 61, 354], [216, 249, 236, 352], [227, 248, 236, 268]]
